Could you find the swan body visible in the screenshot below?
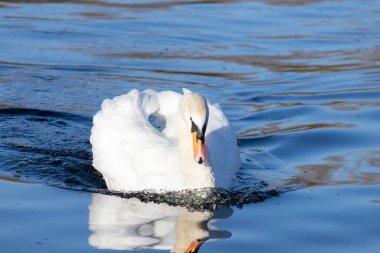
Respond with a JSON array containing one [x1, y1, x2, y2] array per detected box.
[[90, 89, 240, 191]]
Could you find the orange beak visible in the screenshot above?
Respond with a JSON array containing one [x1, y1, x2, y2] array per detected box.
[[192, 132, 206, 164], [185, 239, 205, 253]]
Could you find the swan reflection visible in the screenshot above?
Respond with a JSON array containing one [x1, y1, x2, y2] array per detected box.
[[88, 193, 232, 252]]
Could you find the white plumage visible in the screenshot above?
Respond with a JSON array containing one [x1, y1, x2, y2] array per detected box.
[[90, 89, 240, 191]]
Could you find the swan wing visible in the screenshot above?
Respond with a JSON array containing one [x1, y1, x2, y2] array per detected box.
[[90, 89, 182, 191], [206, 103, 240, 188]]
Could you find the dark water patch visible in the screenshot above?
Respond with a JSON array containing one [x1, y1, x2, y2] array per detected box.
[[27, 117, 48, 122], [86, 187, 283, 212], [0, 61, 251, 81], [239, 122, 354, 138], [2, 15, 72, 22], [107, 38, 375, 63], [103, 49, 380, 74], [78, 11, 117, 19], [0, 0, 330, 9], [0, 107, 90, 122], [0, 61, 122, 74], [265, 87, 380, 101], [239, 101, 380, 114], [238, 135, 279, 149], [0, 106, 105, 191], [6, 141, 91, 161], [0, 0, 244, 10]]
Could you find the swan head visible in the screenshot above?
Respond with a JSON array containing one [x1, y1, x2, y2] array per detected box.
[[179, 93, 209, 165]]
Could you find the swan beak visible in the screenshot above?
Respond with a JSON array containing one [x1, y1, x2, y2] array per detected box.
[[185, 239, 205, 253], [192, 132, 206, 164]]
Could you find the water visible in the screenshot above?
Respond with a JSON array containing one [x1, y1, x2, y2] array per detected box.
[[0, 0, 380, 252]]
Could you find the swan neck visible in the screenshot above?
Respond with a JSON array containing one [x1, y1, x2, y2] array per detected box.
[[177, 103, 214, 189]]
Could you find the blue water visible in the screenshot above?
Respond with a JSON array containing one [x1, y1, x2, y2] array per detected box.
[[1, 0, 380, 252]]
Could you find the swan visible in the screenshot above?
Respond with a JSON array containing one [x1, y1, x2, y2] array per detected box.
[[90, 88, 240, 191]]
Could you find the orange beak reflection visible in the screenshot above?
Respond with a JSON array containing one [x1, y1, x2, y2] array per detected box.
[[192, 132, 206, 164], [185, 239, 205, 253]]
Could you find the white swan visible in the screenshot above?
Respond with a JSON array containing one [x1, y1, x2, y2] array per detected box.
[[90, 89, 240, 191]]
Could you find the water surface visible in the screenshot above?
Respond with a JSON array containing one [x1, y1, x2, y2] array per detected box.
[[0, 0, 380, 252]]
